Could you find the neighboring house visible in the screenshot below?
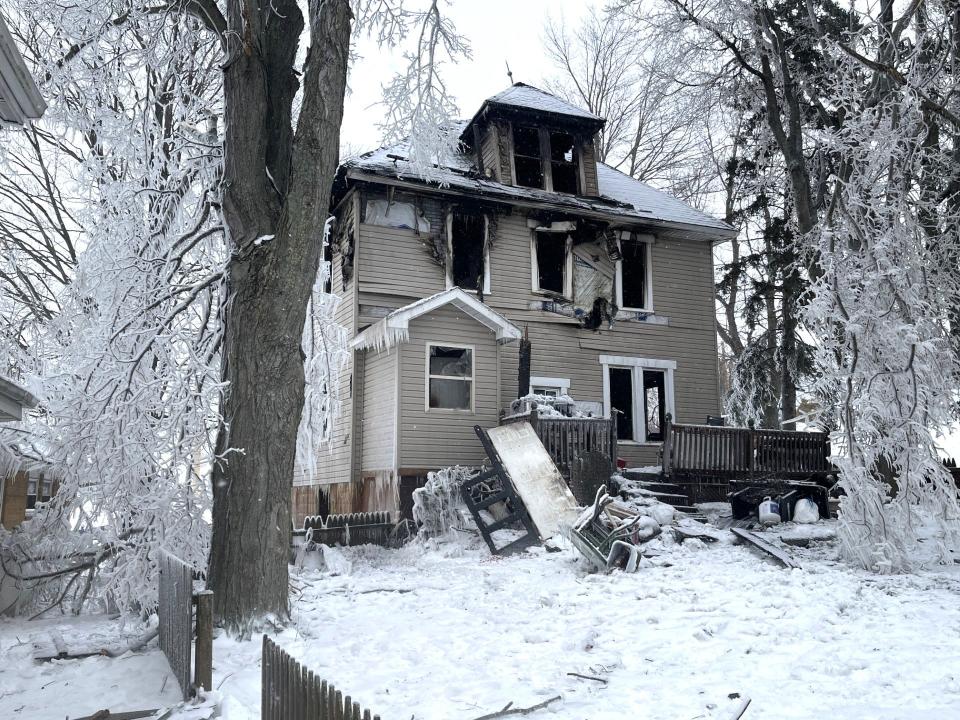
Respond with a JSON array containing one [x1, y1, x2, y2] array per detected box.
[[0, 377, 47, 531], [293, 82, 735, 522], [0, 12, 47, 530]]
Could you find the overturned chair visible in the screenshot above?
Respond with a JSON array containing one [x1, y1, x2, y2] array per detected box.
[[565, 486, 661, 573]]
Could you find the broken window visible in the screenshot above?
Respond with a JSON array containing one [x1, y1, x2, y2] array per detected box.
[[609, 367, 634, 441], [643, 370, 666, 442], [513, 125, 544, 189], [427, 345, 473, 411], [550, 131, 578, 194], [364, 199, 430, 232], [620, 238, 650, 310], [533, 231, 569, 296], [449, 213, 486, 292]]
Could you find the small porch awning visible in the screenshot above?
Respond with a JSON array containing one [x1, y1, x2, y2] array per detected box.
[[352, 287, 522, 351], [0, 375, 38, 422]]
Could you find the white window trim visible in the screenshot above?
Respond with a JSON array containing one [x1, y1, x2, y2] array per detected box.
[[530, 230, 574, 299], [615, 232, 655, 313], [446, 213, 491, 296], [599, 355, 676, 444], [530, 376, 570, 396], [424, 342, 476, 413]]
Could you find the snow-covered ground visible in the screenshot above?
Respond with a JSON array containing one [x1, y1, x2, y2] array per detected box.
[[3, 524, 960, 719]]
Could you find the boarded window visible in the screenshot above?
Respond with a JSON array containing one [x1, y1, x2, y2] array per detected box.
[[534, 231, 567, 295], [643, 370, 666, 442], [450, 214, 485, 291], [513, 125, 544, 189], [427, 345, 473, 410], [609, 368, 634, 441], [550, 131, 578, 194], [621, 240, 649, 309]]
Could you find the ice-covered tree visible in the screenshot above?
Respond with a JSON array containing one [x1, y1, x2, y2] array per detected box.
[[0, 0, 465, 631]]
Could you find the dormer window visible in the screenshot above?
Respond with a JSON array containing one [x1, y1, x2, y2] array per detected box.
[[512, 125, 580, 194], [513, 125, 544, 189], [549, 131, 578, 194]]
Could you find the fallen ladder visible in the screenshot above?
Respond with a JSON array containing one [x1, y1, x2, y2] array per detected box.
[[460, 426, 540, 555]]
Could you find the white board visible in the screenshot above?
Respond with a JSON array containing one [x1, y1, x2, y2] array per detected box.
[[486, 422, 579, 539]]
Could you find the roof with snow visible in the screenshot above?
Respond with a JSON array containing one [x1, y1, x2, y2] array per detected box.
[[0, 374, 38, 422], [339, 143, 733, 237], [352, 288, 522, 351], [336, 82, 732, 239], [461, 82, 605, 144]]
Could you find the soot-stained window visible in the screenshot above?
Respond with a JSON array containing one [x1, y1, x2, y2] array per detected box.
[[609, 367, 634, 441], [620, 239, 649, 309], [534, 231, 568, 296], [513, 125, 544, 189], [550, 131, 578, 194], [450, 213, 485, 292], [643, 370, 666, 441]]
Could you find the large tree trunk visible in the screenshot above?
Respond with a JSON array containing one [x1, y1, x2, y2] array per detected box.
[[208, 0, 351, 634]]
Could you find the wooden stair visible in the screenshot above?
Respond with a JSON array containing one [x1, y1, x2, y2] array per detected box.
[[619, 470, 702, 518]]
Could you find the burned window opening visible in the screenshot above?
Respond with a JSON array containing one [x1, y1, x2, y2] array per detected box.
[[450, 213, 485, 292], [550, 131, 578, 194], [534, 231, 567, 295], [621, 239, 649, 309], [643, 370, 666, 442], [609, 367, 634, 441], [514, 125, 544, 189]]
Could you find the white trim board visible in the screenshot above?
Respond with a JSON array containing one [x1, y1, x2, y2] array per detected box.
[[352, 287, 522, 351]]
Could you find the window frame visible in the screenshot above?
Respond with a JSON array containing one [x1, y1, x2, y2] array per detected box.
[[530, 230, 574, 299], [529, 376, 570, 398], [424, 342, 476, 413], [510, 123, 581, 195], [615, 232, 655, 313], [445, 212, 491, 295], [600, 355, 676, 444]]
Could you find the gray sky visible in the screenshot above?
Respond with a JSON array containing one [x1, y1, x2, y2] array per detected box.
[[340, 0, 597, 152]]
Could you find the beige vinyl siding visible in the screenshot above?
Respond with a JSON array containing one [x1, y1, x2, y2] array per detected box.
[[360, 346, 397, 471], [357, 223, 446, 298], [480, 124, 501, 181], [580, 140, 599, 196], [306, 192, 358, 487], [494, 120, 513, 183], [397, 305, 500, 470]]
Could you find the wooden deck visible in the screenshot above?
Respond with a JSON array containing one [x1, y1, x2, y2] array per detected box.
[[662, 416, 834, 502]]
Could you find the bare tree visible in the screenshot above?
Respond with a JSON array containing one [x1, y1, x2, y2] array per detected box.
[[542, 7, 713, 203]]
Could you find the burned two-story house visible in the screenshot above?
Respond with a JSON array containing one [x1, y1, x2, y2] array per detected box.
[[292, 83, 735, 522]]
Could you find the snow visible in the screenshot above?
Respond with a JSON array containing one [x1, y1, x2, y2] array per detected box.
[[5, 527, 960, 719], [480, 83, 603, 122]]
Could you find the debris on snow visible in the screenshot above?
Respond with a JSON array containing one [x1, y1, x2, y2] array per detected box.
[[412, 466, 474, 537]]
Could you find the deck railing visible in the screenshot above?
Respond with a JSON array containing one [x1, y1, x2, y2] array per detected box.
[[500, 409, 617, 476], [662, 415, 832, 479]]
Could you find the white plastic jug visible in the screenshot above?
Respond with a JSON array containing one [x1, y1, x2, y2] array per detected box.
[[758, 496, 781, 525]]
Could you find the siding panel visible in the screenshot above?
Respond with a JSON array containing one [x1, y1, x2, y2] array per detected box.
[[398, 305, 500, 470], [360, 346, 397, 471]]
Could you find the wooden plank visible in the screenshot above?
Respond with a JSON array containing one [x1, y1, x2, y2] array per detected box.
[[731, 528, 801, 569], [73, 711, 160, 720]]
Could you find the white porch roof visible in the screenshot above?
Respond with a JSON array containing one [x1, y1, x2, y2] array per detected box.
[[352, 288, 522, 351]]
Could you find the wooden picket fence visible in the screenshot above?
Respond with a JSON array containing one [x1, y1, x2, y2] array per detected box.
[[296, 511, 396, 547], [158, 550, 212, 700], [261, 635, 381, 720]]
